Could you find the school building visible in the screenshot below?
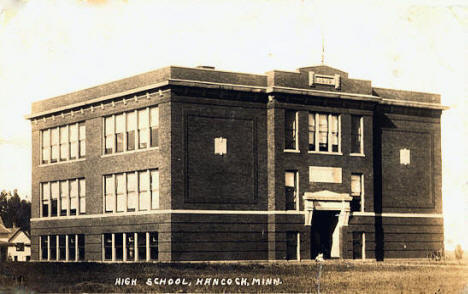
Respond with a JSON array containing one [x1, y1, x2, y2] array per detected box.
[[26, 64, 446, 261]]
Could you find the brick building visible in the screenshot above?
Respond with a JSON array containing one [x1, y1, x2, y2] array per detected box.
[[26, 65, 446, 262]]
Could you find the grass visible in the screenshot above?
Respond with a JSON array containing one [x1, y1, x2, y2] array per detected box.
[[0, 259, 467, 293]]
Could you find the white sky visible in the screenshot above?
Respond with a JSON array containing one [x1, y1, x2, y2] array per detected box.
[[0, 0, 466, 250]]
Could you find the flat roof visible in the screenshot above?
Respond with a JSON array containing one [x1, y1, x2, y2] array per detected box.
[[26, 65, 446, 120]]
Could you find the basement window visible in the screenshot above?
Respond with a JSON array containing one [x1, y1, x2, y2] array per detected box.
[[40, 234, 85, 262], [286, 232, 300, 260], [102, 232, 158, 261]]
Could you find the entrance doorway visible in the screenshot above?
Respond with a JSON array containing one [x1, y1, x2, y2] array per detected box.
[[310, 211, 339, 259]]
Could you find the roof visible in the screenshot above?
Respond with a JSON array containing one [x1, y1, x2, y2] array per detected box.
[[25, 64, 446, 120], [373, 87, 441, 104], [0, 240, 13, 247], [298, 65, 349, 79], [29, 66, 266, 116], [0, 218, 29, 242], [7, 227, 24, 242]]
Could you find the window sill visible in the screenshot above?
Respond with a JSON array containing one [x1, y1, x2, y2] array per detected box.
[[350, 153, 365, 157], [284, 149, 300, 153], [308, 151, 343, 156], [101, 147, 159, 158], [37, 214, 85, 219], [285, 209, 301, 213], [39, 157, 86, 167], [350, 211, 366, 215], [103, 209, 160, 216]]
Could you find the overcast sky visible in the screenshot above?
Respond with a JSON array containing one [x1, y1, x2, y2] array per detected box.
[[0, 0, 466, 250]]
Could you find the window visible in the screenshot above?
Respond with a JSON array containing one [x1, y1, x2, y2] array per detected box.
[[40, 178, 85, 218], [286, 232, 300, 260], [104, 169, 159, 213], [139, 171, 150, 211], [308, 113, 340, 153], [150, 107, 159, 148], [16, 243, 24, 252], [115, 114, 124, 153], [50, 182, 59, 217], [150, 170, 159, 210], [70, 124, 78, 159], [79, 179, 86, 214], [127, 112, 136, 151], [78, 234, 85, 260], [103, 233, 112, 260], [41, 183, 49, 217], [40, 235, 48, 260], [79, 123, 86, 157], [50, 235, 57, 260], [60, 181, 68, 216], [351, 173, 363, 212], [308, 113, 315, 151], [116, 174, 125, 213], [127, 173, 137, 212], [285, 171, 298, 210], [59, 126, 68, 161], [149, 232, 158, 260], [352, 232, 365, 259], [284, 110, 298, 150], [68, 235, 76, 260], [351, 115, 363, 154], [70, 180, 78, 215], [138, 108, 149, 149], [105, 175, 114, 213], [115, 233, 123, 261], [51, 128, 59, 163], [104, 107, 159, 155], [41, 122, 85, 164], [102, 232, 158, 261], [137, 232, 147, 261], [105, 116, 114, 154], [41, 130, 50, 164], [126, 233, 135, 261], [58, 235, 66, 260]]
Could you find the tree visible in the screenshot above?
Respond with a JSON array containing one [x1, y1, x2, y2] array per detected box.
[[0, 189, 31, 232]]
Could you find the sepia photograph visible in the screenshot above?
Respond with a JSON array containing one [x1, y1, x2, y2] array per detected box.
[[0, 0, 466, 292]]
